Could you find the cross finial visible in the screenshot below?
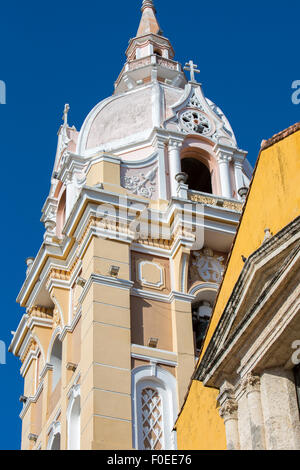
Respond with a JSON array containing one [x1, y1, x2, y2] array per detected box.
[[184, 60, 200, 82], [62, 103, 70, 126]]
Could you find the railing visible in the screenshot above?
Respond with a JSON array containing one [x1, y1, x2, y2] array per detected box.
[[187, 190, 243, 213], [115, 55, 182, 88]]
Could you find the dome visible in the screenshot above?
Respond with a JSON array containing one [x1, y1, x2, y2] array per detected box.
[[77, 86, 154, 156]]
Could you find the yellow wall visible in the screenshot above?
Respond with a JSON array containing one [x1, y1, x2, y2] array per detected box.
[[204, 128, 300, 352], [176, 127, 300, 450], [177, 381, 226, 450]]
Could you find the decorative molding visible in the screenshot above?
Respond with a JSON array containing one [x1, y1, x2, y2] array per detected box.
[[219, 399, 238, 421], [241, 372, 261, 394], [122, 165, 158, 199], [137, 260, 165, 289]]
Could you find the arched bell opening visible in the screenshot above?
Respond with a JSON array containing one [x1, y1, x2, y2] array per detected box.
[[181, 157, 212, 194], [153, 48, 162, 56], [191, 289, 217, 356]]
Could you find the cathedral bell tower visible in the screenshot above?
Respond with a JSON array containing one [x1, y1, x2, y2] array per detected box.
[[10, 0, 252, 450]]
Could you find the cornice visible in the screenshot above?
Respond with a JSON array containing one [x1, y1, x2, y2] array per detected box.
[[78, 274, 134, 305], [17, 182, 240, 311], [19, 382, 44, 420]]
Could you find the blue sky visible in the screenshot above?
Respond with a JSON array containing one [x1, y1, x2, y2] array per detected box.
[[0, 0, 299, 450]]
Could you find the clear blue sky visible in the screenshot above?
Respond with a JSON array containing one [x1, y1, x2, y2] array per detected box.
[[0, 0, 299, 450]]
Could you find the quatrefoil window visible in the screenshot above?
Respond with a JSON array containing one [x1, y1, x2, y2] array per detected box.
[[180, 109, 212, 136]]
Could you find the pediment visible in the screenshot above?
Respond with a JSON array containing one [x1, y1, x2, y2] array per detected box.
[[163, 83, 237, 148], [196, 217, 300, 381]]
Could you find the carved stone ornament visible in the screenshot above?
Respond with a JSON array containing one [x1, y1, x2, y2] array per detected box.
[[219, 399, 238, 421], [53, 308, 61, 329], [242, 372, 261, 394], [191, 248, 225, 284], [123, 166, 158, 199], [179, 109, 212, 136]]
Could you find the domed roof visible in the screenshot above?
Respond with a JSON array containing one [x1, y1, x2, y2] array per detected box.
[[77, 86, 153, 155]]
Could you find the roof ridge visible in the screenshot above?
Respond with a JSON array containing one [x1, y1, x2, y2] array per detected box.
[[261, 121, 300, 150]]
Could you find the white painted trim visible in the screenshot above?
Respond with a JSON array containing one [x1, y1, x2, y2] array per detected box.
[[78, 274, 134, 305], [189, 282, 219, 296], [66, 384, 81, 450], [47, 421, 61, 450], [138, 260, 164, 288], [132, 365, 178, 450], [19, 382, 44, 419], [131, 353, 177, 367]]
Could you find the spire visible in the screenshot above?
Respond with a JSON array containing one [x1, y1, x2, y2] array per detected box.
[[137, 0, 162, 36]]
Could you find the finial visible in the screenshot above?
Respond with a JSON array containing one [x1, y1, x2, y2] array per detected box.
[[142, 0, 156, 12], [62, 103, 70, 126], [184, 60, 200, 82], [137, 0, 161, 36]]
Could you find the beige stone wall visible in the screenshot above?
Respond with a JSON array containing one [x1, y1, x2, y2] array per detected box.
[[130, 296, 173, 351], [80, 236, 132, 450]]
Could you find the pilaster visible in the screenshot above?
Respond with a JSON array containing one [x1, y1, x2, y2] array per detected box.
[[79, 235, 133, 450], [241, 372, 266, 450], [214, 144, 234, 199], [218, 382, 240, 450]]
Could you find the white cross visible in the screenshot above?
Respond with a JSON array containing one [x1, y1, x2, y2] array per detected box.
[[184, 60, 200, 82]]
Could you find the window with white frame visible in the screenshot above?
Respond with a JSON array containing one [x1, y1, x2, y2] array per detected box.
[[50, 337, 62, 391], [132, 366, 178, 450], [67, 385, 81, 450], [47, 422, 61, 450]]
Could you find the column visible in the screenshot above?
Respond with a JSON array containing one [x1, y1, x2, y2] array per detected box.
[[218, 382, 240, 450], [234, 150, 247, 199], [168, 139, 183, 198], [242, 373, 266, 450], [214, 144, 233, 199], [260, 368, 300, 450], [154, 137, 168, 200], [65, 172, 76, 219]]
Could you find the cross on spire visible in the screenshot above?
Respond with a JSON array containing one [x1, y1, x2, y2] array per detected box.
[[184, 60, 200, 82]]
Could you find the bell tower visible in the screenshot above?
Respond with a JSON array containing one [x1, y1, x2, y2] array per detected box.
[[10, 0, 252, 450]]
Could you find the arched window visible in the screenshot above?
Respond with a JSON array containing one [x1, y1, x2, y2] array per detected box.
[[67, 385, 81, 450], [132, 366, 177, 450], [181, 157, 212, 194], [190, 286, 217, 356], [47, 422, 61, 450], [51, 434, 61, 450], [50, 338, 62, 391], [192, 300, 213, 352]]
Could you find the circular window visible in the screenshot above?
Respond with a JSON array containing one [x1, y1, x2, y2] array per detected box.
[[179, 109, 213, 136]]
